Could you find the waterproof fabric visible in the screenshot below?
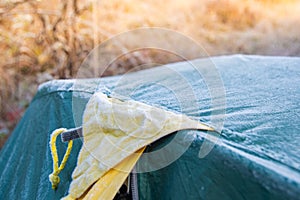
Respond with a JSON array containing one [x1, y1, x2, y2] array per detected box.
[[0, 55, 299, 199], [64, 92, 212, 199]]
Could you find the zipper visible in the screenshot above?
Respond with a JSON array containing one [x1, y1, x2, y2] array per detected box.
[[131, 166, 139, 200]]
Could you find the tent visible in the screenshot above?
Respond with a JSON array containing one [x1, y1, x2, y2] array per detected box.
[[0, 55, 300, 199]]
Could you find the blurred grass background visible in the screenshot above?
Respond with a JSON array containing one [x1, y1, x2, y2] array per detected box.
[[0, 0, 300, 147]]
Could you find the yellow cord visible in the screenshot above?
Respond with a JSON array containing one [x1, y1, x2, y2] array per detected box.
[[49, 128, 73, 190]]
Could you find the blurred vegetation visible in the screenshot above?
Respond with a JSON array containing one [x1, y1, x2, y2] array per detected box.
[[0, 0, 300, 147]]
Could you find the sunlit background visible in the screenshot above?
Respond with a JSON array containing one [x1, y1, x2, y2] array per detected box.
[[0, 0, 300, 146]]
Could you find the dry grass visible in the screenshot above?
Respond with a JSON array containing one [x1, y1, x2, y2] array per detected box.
[[0, 0, 300, 147]]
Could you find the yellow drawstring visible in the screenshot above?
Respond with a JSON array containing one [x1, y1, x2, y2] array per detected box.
[[49, 128, 73, 190]]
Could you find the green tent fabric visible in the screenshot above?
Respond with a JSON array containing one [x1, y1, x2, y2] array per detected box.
[[0, 55, 300, 199]]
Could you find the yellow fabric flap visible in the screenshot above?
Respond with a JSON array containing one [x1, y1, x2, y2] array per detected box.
[[80, 147, 145, 200], [64, 92, 214, 199]]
